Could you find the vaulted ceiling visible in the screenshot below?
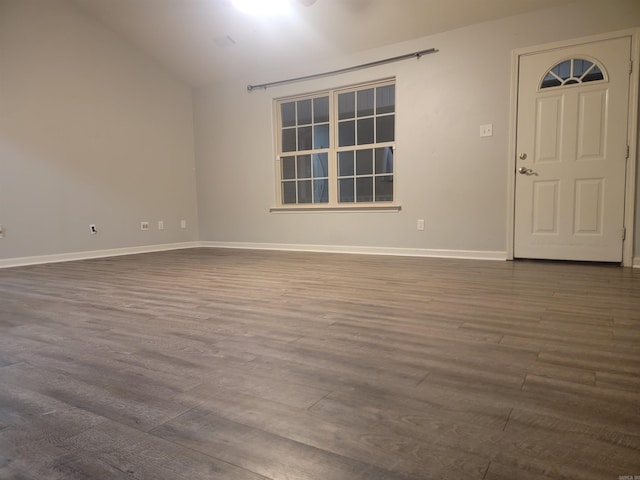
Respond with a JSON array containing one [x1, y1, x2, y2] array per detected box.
[[70, 0, 581, 87]]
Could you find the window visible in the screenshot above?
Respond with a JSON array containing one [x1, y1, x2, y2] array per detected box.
[[540, 58, 605, 89], [275, 80, 396, 209]]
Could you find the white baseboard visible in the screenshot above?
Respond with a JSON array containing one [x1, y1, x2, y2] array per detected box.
[[0, 242, 199, 269], [198, 241, 508, 261], [634, 257, 640, 268], [1, 241, 508, 269]]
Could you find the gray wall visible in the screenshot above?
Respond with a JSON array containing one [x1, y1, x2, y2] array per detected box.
[[1, 0, 638, 263], [0, 0, 198, 261], [194, 0, 640, 258]]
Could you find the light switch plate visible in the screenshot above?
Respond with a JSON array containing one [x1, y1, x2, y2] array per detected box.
[[480, 124, 493, 137]]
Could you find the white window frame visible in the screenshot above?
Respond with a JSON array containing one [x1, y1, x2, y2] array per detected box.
[[271, 79, 400, 212]]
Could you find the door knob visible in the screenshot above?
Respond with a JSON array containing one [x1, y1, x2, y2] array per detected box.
[[518, 166, 538, 176]]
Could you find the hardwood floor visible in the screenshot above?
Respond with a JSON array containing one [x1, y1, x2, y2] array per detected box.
[[0, 248, 639, 479]]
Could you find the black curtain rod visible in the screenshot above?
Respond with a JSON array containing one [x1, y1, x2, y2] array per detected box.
[[247, 47, 438, 92]]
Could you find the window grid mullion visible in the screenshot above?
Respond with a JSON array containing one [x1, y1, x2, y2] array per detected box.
[[276, 81, 394, 207], [328, 92, 338, 204]]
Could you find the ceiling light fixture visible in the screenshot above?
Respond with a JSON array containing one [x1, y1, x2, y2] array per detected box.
[[231, 0, 292, 16]]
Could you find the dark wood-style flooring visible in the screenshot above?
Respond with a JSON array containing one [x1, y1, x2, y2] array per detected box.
[[0, 248, 639, 479]]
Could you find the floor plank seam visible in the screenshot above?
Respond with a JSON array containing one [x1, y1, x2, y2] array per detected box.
[[151, 408, 368, 480], [147, 404, 203, 436], [414, 372, 430, 387], [502, 408, 513, 432], [83, 407, 274, 479], [306, 391, 333, 411], [481, 460, 491, 480], [520, 371, 532, 391]]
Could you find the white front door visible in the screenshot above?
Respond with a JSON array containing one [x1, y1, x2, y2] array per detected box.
[[514, 36, 632, 262]]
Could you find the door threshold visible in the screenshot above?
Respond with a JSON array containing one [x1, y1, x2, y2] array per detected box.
[[513, 258, 622, 267]]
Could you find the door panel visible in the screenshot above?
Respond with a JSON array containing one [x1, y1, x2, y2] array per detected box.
[[577, 90, 607, 160], [574, 178, 603, 234], [532, 181, 559, 234], [535, 96, 563, 163], [514, 36, 631, 262]]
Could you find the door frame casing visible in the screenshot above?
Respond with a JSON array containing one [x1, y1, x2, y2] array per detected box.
[[506, 29, 640, 266]]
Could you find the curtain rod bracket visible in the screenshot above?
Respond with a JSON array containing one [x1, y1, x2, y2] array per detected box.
[[247, 47, 437, 92]]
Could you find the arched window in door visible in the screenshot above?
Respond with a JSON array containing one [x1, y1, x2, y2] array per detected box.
[[540, 58, 606, 89]]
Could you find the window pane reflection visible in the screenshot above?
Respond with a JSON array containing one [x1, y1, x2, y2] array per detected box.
[[551, 60, 571, 79], [376, 85, 395, 114], [375, 176, 393, 201], [297, 99, 312, 125], [298, 180, 312, 203], [357, 118, 374, 145], [282, 128, 296, 152], [356, 149, 373, 175], [339, 121, 355, 147], [357, 89, 374, 117], [376, 115, 394, 143], [313, 124, 329, 149], [298, 126, 312, 151], [314, 179, 329, 203], [356, 177, 373, 202], [583, 65, 604, 82], [281, 102, 296, 127], [338, 92, 355, 120], [314, 97, 329, 123], [297, 155, 311, 179], [282, 156, 296, 180], [313, 153, 328, 178], [283, 181, 296, 204], [339, 151, 354, 176], [339, 178, 354, 202], [375, 147, 393, 175]]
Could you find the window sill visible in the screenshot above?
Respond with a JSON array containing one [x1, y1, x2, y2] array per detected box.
[[270, 204, 402, 213]]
